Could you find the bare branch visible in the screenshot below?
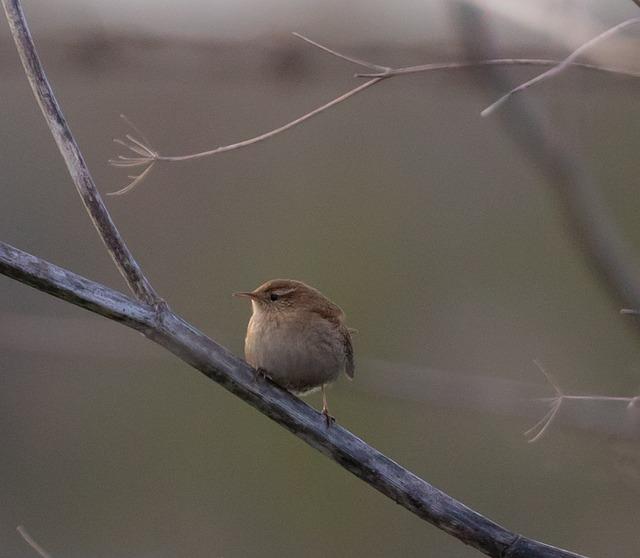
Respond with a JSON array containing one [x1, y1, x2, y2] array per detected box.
[[457, 6, 640, 326], [0, 243, 157, 330], [0, 241, 586, 558], [1, 0, 161, 306], [292, 32, 389, 71], [482, 17, 640, 116], [356, 58, 640, 79], [108, 77, 382, 195], [17, 526, 53, 558], [526, 361, 639, 443], [109, 34, 640, 195]]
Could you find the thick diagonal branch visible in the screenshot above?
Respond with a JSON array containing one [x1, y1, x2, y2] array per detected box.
[[0, 242, 586, 558], [1, 0, 161, 306]]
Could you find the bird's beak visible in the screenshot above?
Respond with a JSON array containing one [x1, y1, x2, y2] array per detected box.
[[233, 291, 258, 300]]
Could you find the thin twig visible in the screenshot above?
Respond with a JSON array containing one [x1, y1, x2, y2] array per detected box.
[[107, 77, 382, 195], [482, 17, 640, 116], [292, 32, 389, 72], [526, 400, 563, 443], [459, 5, 640, 327], [17, 526, 53, 558], [1, 0, 162, 306], [525, 361, 639, 443], [356, 58, 640, 79], [524, 361, 564, 443], [0, 241, 586, 558], [533, 359, 563, 397], [109, 33, 640, 195], [455, 5, 640, 445]]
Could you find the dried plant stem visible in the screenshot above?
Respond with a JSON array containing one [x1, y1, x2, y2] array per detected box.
[[356, 58, 640, 79], [526, 361, 640, 443], [1, 0, 161, 306], [157, 78, 381, 163], [537, 395, 638, 403], [109, 34, 640, 195], [292, 32, 388, 71], [17, 526, 53, 558], [482, 17, 640, 116]]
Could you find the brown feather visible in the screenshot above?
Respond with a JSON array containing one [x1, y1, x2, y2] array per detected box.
[[342, 326, 355, 379]]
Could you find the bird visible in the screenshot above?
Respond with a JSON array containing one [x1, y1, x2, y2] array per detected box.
[[234, 279, 354, 424]]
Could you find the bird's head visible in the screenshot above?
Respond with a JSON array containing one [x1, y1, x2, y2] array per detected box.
[[234, 279, 343, 320]]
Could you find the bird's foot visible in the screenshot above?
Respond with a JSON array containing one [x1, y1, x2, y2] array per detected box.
[[321, 407, 335, 427], [253, 367, 268, 383]]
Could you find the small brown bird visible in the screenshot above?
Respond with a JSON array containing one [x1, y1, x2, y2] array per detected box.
[[234, 279, 354, 423]]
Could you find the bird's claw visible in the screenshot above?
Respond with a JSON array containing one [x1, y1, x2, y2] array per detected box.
[[322, 407, 335, 427], [254, 367, 268, 383]]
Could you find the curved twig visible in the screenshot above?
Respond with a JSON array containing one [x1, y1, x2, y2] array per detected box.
[[526, 361, 639, 443], [482, 17, 640, 116], [458, 5, 640, 322], [2, 0, 162, 306], [0, 241, 586, 558], [107, 77, 382, 195], [108, 34, 640, 195], [356, 58, 640, 79], [291, 32, 389, 71], [17, 526, 53, 558]]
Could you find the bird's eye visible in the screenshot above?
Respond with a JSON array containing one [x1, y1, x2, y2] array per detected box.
[[270, 292, 279, 301]]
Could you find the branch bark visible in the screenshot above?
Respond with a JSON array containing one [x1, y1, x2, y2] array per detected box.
[[0, 241, 587, 558], [2, 0, 161, 306]]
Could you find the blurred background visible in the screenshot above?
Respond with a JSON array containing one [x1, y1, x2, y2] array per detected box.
[[2, 0, 640, 556]]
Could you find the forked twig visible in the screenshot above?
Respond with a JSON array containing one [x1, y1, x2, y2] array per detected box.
[[526, 360, 640, 443], [107, 77, 381, 195], [482, 17, 640, 116], [109, 33, 640, 195], [525, 360, 565, 443]]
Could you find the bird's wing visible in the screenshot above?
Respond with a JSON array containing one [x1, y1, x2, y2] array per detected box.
[[342, 326, 355, 379]]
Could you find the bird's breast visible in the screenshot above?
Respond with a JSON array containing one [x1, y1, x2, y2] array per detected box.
[[245, 312, 344, 393]]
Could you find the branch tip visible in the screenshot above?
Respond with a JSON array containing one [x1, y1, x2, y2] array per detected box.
[[482, 17, 640, 116], [16, 526, 53, 558]]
